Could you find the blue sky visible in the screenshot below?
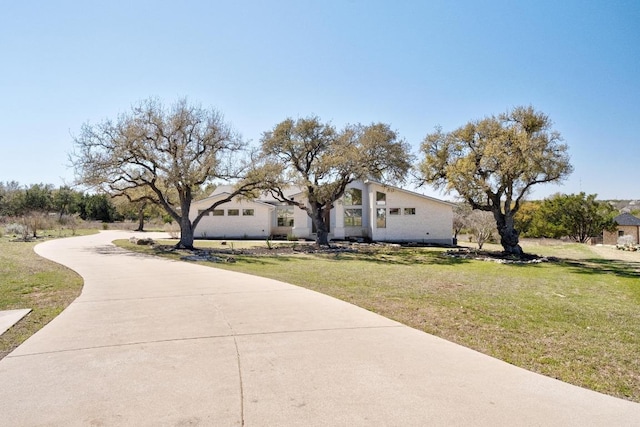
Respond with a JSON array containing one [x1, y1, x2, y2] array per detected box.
[[1, 0, 638, 200]]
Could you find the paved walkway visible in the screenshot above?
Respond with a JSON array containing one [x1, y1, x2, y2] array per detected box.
[[1, 231, 639, 426]]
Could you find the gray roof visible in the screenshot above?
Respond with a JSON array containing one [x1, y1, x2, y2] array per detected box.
[[614, 213, 640, 226]]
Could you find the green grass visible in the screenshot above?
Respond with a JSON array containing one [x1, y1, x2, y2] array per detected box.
[[0, 230, 94, 359], [117, 238, 640, 402]]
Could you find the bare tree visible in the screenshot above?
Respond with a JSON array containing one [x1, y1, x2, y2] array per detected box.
[[71, 97, 264, 248], [466, 210, 496, 249]]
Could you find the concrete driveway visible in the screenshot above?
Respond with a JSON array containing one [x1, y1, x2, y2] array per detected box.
[[0, 231, 638, 426]]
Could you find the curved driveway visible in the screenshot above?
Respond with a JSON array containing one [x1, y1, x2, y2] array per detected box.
[[0, 231, 638, 426]]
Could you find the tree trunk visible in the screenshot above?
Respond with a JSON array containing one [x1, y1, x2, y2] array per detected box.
[[311, 206, 330, 246], [494, 210, 524, 256], [135, 204, 146, 232], [177, 216, 195, 249]]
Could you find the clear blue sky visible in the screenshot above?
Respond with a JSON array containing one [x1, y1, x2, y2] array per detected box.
[[1, 0, 638, 200]]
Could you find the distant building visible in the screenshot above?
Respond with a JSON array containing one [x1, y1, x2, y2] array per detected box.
[[189, 180, 454, 244], [602, 213, 640, 245]]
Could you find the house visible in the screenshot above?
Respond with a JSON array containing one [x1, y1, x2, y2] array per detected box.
[[602, 213, 640, 245], [189, 180, 454, 244]]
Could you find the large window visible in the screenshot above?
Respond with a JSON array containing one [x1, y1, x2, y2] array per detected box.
[[376, 208, 386, 228], [344, 188, 362, 206], [376, 191, 386, 205], [277, 206, 294, 227], [344, 208, 363, 227]]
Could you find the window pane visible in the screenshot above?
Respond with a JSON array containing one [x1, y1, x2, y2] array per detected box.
[[228, 209, 239, 216], [198, 209, 209, 216], [243, 209, 254, 216], [212, 209, 224, 216], [389, 208, 400, 215], [404, 208, 416, 215], [277, 206, 294, 227], [376, 208, 386, 228], [344, 188, 362, 206], [376, 191, 386, 205], [344, 208, 362, 227]]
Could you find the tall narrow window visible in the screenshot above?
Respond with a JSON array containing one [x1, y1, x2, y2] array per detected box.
[[344, 188, 362, 205], [376, 191, 386, 205], [376, 208, 386, 228]]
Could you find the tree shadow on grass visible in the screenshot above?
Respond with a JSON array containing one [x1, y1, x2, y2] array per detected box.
[[561, 258, 640, 279]]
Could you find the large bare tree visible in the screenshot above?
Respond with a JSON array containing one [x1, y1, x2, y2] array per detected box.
[[260, 116, 413, 246], [420, 106, 572, 255], [71, 97, 263, 248]]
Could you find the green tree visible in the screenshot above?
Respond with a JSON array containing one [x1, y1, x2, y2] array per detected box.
[[419, 106, 572, 255], [71, 97, 265, 248], [529, 193, 617, 243], [52, 186, 83, 220], [81, 194, 118, 222], [260, 117, 412, 246], [514, 200, 542, 237], [0, 181, 25, 217]]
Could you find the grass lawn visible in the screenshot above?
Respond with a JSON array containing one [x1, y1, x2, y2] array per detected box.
[[0, 230, 92, 359], [118, 238, 640, 402]]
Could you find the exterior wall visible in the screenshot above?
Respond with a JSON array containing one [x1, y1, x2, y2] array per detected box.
[[189, 181, 454, 244], [190, 199, 272, 239], [332, 180, 371, 240], [365, 183, 453, 244], [603, 225, 640, 245]]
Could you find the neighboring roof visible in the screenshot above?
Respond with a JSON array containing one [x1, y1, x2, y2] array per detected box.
[[614, 213, 640, 226]]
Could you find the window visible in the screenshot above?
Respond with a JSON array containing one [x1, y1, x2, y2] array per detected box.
[[389, 208, 400, 215], [376, 208, 386, 228], [212, 209, 224, 216], [277, 206, 294, 227], [376, 191, 386, 205], [228, 209, 239, 216], [243, 209, 254, 216], [618, 230, 625, 237], [344, 188, 362, 205], [404, 208, 416, 215], [197, 209, 209, 216], [344, 208, 363, 227]]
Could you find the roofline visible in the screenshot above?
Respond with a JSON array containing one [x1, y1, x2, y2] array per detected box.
[[192, 193, 276, 209], [364, 179, 456, 207]]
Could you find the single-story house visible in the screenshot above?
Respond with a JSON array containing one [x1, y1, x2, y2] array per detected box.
[[189, 180, 454, 244], [603, 213, 640, 245]]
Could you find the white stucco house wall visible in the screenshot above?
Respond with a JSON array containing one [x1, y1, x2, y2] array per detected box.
[[189, 180, 454, 244]]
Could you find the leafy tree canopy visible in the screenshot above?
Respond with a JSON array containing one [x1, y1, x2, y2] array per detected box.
[[260, 116, 413, 245], [420, 106, 572, 255], [528, 193, 617, 243]]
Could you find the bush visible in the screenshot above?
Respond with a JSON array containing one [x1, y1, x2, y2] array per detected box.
[[5, 223, 26, 236]]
